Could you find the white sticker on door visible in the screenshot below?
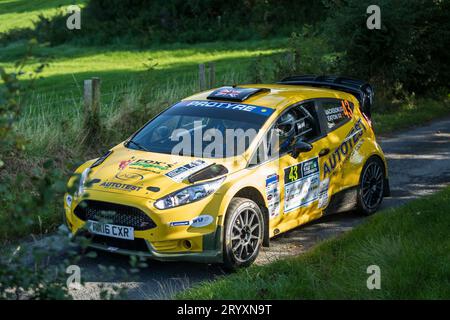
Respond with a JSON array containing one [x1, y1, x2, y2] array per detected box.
[[284, 157, 320, 213], [318, 177, 330, 209], [265, 173, 280, 218]]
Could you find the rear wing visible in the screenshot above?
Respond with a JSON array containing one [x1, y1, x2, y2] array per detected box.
[[278, 75, 374, 118]]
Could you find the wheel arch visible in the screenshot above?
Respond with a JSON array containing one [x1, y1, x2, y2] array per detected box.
[[367, 153, 387, 176], [231, 187, 270, 247]]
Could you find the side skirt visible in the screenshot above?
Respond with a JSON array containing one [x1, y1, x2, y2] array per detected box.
[[323, 186, 358, 216]]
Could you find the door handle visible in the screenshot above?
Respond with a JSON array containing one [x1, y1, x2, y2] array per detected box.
[[319, 148, 330, 157]]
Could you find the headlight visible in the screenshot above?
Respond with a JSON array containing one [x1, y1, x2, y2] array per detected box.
[[76, 168, 90, 197], [154, 177, 225, 210]]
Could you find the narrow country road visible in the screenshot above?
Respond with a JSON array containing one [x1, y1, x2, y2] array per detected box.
[[65, 117, 450, 299]]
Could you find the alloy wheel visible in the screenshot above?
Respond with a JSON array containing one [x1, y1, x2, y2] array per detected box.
[[361, 162, 384, 210], [230, 208, 262, 263]]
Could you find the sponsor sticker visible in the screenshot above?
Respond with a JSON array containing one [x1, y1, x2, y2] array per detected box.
[[318, 177, 330, 209], [349, 140, 364, 165], [169, 215, 214, 228], [169, 221, 190, 227], [284, 158, 320, 213], [165, 160, 209, 183], [100, 181, 142, 192], [324, 100, 353, 123], [191, 215, 214, 228], [65, 194, 73, 208], [265, 173, 280, 218], [118, 157, 177, 173], [181, 100, 274, 116], [119, 159, 133, 171], [115, 172, 144, 181], [323, 118, 366, 178]]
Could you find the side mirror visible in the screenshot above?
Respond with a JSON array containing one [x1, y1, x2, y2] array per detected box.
[[290, 140, 313, 158]]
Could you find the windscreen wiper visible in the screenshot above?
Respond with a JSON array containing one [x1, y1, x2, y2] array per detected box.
[[126, 140, 149, 152]]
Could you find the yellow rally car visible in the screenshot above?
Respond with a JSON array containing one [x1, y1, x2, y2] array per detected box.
[[63, 75, 390, 269]]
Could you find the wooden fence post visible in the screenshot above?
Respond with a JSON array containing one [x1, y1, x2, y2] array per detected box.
[[208, 62, 216, 88], [91, 77, 101, 117], [83, 79, 92, 119], [83, 77, 101, 132], [199, 64, 206, 91]]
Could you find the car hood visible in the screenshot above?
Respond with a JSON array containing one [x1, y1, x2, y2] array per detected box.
[[85, 145, 243, 200]]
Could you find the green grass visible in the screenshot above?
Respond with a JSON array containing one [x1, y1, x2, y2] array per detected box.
[[1, 38, 285, 156], [179, 187, 450, 299], [0, 0, 87, 33], [374, 97, 450, 135], [0, 31, 286, 150], [0, 38, 284, 93]]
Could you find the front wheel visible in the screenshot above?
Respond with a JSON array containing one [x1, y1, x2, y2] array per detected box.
[[223, 197, 264, 270], [357, 157, 385, 215]]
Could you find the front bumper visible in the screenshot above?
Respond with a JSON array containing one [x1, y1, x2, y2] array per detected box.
[[63, 189, 224, 263], [88, 227, 223, 263]]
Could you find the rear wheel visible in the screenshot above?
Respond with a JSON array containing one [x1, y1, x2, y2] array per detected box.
[[223, 197, 263, 270], [357, 157, 385, 215]]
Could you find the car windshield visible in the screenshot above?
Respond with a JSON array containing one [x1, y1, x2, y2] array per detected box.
[[127, 100, 274, 158]]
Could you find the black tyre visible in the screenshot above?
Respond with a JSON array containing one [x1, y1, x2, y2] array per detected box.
[[223, 197, 264, 270], [357, 157, 385, 215]]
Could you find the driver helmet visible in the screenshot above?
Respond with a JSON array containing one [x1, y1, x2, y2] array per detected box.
[[276, 111, 297, 138]]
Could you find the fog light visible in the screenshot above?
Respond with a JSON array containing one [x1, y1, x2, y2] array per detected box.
[[183, 240, 192, 250]]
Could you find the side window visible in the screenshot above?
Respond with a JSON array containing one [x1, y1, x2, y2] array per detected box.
[[250, 101, 322, 165], [321, 99, 354, 131], [275, 101, 321, 155]]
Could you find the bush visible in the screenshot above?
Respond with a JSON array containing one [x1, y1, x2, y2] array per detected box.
[[247, 31, 341, 83], [322, 0, 450, 96]]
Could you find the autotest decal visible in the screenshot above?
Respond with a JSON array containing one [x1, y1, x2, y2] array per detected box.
[[323, 118, 366, 178]]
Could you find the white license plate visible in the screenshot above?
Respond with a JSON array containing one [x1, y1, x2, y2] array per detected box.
[[87, 220, 134, 240]]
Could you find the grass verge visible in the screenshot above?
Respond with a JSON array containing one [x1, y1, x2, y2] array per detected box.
[[374, 97, 450, 135], [179, 187, 450, 299]]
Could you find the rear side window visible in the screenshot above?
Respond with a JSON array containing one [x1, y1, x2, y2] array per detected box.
[[321, 99, 354, 131]]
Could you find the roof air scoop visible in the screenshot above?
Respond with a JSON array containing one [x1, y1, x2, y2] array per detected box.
[[207, 86, 270, 102]]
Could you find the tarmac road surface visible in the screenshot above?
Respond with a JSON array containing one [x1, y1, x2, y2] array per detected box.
[[56, 117, 450, 299]]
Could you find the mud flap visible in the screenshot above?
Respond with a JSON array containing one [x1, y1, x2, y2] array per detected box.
[[383, 178, 391, 197]]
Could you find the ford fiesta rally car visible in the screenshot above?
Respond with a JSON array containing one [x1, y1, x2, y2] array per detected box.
[[63, 75, 390, 269]]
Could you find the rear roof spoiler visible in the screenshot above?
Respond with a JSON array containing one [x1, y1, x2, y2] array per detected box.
[[278, 75, 374, 118]]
